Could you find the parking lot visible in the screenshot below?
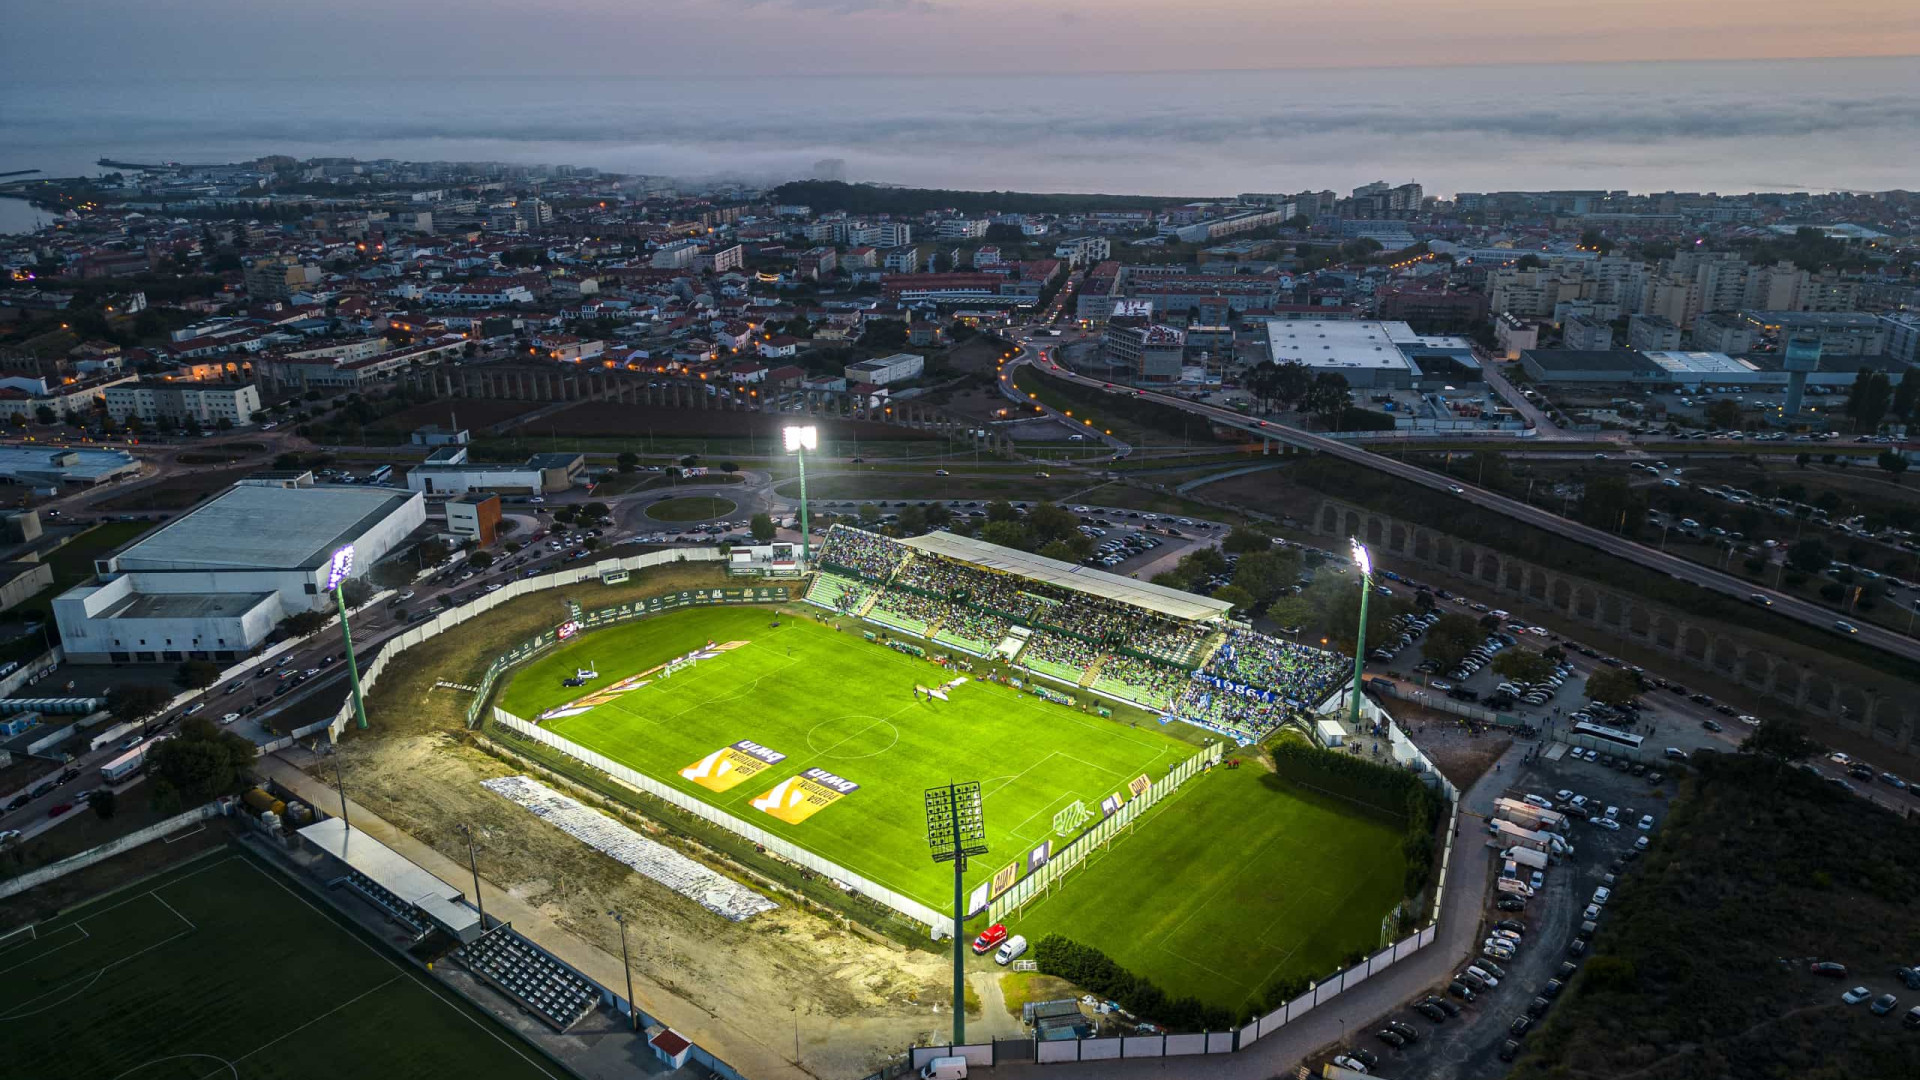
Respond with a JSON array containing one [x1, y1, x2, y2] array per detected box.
[[1317, 746, 1673, 1077]]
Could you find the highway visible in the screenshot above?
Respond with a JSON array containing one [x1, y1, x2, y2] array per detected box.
[[1001, 329, 1920, 667]]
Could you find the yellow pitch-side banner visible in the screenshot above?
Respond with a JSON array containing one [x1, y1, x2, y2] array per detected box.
[[680, 740, 786, 793], [988, 860, 1021, 900], [1128, 773, 1152, 799], [750, 767, 860, 825]]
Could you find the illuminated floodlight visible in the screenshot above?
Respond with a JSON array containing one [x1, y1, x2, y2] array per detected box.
[[326, 544, 356, 591], [782, 425, 818, 452], [1350, 539, 1370, 578]]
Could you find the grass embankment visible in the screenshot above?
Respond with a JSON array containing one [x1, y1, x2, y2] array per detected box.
[[1513, 752, 1920, 1079], [644, 496, 738, 522]]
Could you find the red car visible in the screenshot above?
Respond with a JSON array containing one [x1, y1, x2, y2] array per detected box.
[[972, 923, 1009, 955], [1810, 961, 1848, 978], [47, 802, 73, 818]]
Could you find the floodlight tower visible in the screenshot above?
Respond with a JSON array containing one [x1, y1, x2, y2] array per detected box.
[[783, 425, 818, 566], [328, 544, 369, 731], [1347, 539, 1372, 730], [926, 782, 987, 1046]]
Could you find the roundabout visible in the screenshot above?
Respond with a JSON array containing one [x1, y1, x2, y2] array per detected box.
[[645, 496, 737, 522]]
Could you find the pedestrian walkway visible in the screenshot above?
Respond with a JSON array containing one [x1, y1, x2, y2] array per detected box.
[[260, 752, 814, 1080], [988, 742, 1520, 1080]]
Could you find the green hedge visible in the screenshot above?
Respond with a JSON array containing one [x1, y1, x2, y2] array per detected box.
[[1035, 934, 1235, 1032], [1268, 735, 1447, 899]]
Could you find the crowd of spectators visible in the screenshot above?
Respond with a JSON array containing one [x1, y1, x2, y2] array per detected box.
[[1092, 654, 1185, 709], [895, 553, 970, 597], [936, 606, 1011, 650], [1201, 631, 1346, 706], [1168, 684, 1290, 744], [868, 587, 950, 631], [1020, 631, 1101, 676], [1131, 618, 1214, 665], [817, 525, 910, 581]]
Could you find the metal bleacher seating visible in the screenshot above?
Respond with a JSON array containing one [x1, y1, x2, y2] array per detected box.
[[456, 928, 598, 1031], [342, 869, 429, 939]]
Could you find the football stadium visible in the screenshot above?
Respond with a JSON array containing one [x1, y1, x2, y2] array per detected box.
[[481, 525, 1410, 1013]]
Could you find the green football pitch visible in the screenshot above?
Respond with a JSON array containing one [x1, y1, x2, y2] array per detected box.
[[496, 606, 1201, 910], [1011, 764, 1408, 1014], [0, 852, 563, 1080]]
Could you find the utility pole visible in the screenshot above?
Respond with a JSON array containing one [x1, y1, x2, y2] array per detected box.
[[609, 910, 638, 1031], [457, 823, 484, 926]]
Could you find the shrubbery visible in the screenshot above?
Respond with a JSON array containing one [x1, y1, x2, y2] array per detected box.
[[1035, 935, 1235, 1032]]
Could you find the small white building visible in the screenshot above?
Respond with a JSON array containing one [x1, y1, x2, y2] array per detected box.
[[844, 353, 924, 386]]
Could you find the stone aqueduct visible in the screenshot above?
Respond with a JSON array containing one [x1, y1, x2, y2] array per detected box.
[[364, 365, 1020, 455], [1306, 496, 1918, 754]]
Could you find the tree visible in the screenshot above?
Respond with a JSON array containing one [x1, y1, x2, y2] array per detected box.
[[581, 501, 610, 521], [34, 405, 56, 425], [146, 718, 257, 811], [896, 505, 927, 536], [1421, 613, 1484, 668], [1576, 475, 1645, 533], [857, 503, 881, 526], [1025, 503, 1079, 545], [1211, 583, 1255, 615], [371, 561, 417, 589], [980, 520, 1030, 550], [1585, 668, 1641, 708], [1516, 253, 1545, 270], [719, 461, 739, 475], [985, 499, 1017, 524], [1578, 228, 1613, 255], [1221, 524, 1274, 554], [1785, 538, 1831, 574], [1740, 717, 1820, 762], [280, 610, 327, 637], [337, 579, 373, 609], [1878, 449, 1909, 483], [1893, 373, 1919, 423], [1301, 373, 1352, 426], [413, 539, 451, 567], [1038, 539, 1079, 562], [1231, 550, 1293, 603], [924, 501, 952, 527], [1704, 398, 1744, 430], [107, 684, 173, 724], [89, 789, 118, 819], [1853, 371, 1893, 432], [750, 512, 776, 542], [174, 659, 221, 690], [1492, 649, 1555, 684], [469, 549, 495, 570], [617, 451, 640, 474]]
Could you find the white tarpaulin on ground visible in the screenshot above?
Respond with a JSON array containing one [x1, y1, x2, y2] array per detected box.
[[482, 775, 778, 922]]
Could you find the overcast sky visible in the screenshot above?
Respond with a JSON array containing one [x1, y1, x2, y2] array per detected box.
[[5, 0, 1918, 79]]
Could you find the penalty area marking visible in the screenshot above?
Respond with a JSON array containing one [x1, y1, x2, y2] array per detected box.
[[112, 1053, 239, 1080]]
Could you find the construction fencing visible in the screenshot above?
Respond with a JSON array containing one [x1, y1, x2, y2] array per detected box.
[[987, 740, 1223, 924], [324, 549, 726, 738], [490, 707, 954, 939]]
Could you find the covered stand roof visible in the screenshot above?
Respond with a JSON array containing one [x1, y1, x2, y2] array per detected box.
[[901, 531, 1234, 623], [299, 817, 481, 939]]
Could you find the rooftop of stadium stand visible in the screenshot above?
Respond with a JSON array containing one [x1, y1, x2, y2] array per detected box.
[[899, 531, 1235, 623]]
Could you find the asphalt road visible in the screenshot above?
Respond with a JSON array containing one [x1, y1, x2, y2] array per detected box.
[[1003, 330, 1920, 664]]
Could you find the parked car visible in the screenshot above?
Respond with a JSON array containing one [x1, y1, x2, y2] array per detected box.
[[1842, 986, 1873, 1005], [1374, 1029, 1405, 1048], [1810, 961, 1848, 978]]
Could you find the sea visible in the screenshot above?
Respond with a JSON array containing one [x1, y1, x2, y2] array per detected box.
[[2, 57, 1917, 234]]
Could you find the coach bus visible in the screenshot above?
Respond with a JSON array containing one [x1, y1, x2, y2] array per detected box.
[[1571, 721, 1644, 753], [366, 464, 394, 485]]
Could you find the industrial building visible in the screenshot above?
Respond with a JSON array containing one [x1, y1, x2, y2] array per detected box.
[[1263, 320, 1479, 390], [844, 353, 924, 386], [405, 447, 584, 496], [1520, 347, 1910, 390], [52, 476, 427, 664]]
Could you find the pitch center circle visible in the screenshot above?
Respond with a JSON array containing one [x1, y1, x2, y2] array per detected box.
[[806, 714, 900, 760]]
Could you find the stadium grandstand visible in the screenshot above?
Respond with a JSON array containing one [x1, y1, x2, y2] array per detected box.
[[804, 525, 1348, 743]]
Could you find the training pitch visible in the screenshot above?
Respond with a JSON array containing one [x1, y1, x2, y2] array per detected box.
[[0, 852, 563, 1080], [497, 606, 1199, 910]]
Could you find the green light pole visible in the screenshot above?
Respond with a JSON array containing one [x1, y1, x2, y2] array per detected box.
[[328, 545, 369, 731], [926, 782, 987, 1046], [1347, 539, 1372, 731], [784, 425, 817, 565]]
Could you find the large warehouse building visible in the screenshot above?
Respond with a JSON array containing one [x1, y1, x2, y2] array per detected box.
[[1263, 320, 1480, 389], [53, 476, 426, 663]]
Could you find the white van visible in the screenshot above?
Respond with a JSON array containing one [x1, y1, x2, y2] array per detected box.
[[994, 935, 1029, 966], [919, 1056, 968, 1080]]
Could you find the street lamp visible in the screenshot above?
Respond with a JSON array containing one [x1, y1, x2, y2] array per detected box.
[[609, 909, 638, 1031], [327, 544, 369, 731], [783, 425, 817, 566], [1348, 539, 1372, 730]]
